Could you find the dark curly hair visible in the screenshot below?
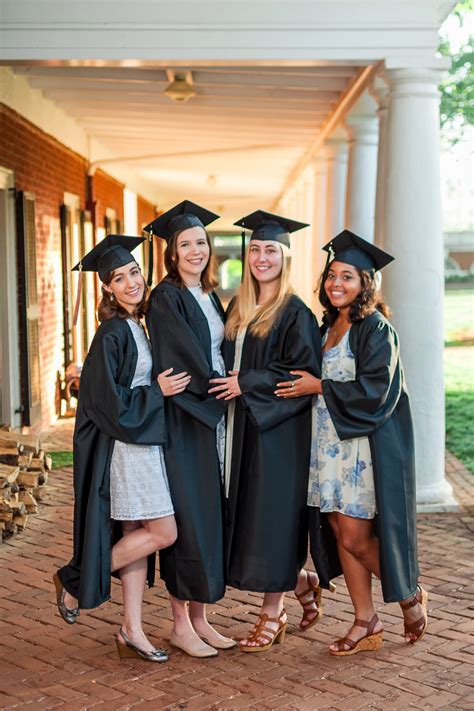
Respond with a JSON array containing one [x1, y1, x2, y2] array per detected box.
[[97, 262, 148, 323], [318, 262, 391, 326], [164, 226, 218, 292]]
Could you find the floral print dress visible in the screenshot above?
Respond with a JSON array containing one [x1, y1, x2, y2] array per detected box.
[[307, 328, 377, 519]]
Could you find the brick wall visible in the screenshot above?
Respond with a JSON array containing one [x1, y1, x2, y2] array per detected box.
[[0, 103, 157, 432], [93, 169, 124, 229], [137, 196, 165, 284]]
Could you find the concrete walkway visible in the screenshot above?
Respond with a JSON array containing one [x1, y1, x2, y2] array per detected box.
[[0, 422, 473, 710]]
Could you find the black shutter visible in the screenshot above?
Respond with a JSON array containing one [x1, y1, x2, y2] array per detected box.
[[16, 191, 41, 427], [60, 204, 73, 367]]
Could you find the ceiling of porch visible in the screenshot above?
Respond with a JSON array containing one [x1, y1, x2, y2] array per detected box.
[[13, 64, 369, 225]]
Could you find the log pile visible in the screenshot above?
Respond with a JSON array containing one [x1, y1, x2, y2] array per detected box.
[[0, 430, 51, 540]]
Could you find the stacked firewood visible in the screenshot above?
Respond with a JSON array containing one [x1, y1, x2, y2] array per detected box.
[[0, 430, 51, 540]]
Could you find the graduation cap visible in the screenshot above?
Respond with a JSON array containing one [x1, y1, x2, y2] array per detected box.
[[323, 230, 394, 273], [71, 234, 144, 325], [142, 200, 220, 286], [234, 209, 309, 250], [72, 234, 144, 281]]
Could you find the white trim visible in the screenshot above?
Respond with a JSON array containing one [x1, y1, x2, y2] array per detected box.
[[0, 168, 22, 428]]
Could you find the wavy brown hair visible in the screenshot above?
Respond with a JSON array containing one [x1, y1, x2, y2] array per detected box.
[[164, 226, 218, 292], [97, 262, 148, 323], [319, 262, 391, 326]]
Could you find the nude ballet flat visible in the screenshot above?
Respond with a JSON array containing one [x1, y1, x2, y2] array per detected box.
[[199, 633, 237, 649], [169, 630, 218, 658]]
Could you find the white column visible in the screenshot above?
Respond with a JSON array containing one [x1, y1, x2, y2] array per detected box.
[[311, 151, 329, 314], [383, 67, 455, 508], [371, 76, 390, 248], [325, 128, 349, 239], [345, 92, 379, 242]]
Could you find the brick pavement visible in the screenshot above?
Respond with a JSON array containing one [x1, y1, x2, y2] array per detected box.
[[0, 422, 473, 710]]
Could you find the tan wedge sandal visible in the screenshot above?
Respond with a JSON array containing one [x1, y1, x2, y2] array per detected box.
[[240, 609, 287, 653], [329, 614, 383, 656]]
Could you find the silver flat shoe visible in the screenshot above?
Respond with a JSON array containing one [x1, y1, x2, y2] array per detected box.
[[116, 627, 168, 662], [53, 572, 79, 625]]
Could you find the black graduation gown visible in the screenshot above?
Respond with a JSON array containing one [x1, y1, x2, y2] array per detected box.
[[58, 317, 167, 610], [319, 310, 419, 603], [224, 294, 322, 592], [146, 278, 228, 604]]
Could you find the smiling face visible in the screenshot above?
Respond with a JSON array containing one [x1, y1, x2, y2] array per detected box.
[[248, 240, 283, 285], [324, 261, 363, 309], [174, 225, 210, 284], [103, 261, 145, 312]]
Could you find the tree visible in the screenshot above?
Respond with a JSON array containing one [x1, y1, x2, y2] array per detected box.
[[439, 0, 474, 141]]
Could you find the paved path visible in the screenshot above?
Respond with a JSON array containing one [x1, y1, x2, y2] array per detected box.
[[0, 423, 473, 710]]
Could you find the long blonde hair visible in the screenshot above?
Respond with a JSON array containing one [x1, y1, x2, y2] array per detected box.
[[225, 242, 293, 340]]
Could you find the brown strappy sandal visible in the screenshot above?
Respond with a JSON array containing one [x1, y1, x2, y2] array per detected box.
[[295, 572, 337, 632], [400, 585, 428, 644], [240, 609, 287, 653], [329, 614, 383, 656]]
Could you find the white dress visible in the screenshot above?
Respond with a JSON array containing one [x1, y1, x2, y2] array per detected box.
[[307, 328, 377, 519], [109, 319, 174, 521], [187, 286, 226, 475]]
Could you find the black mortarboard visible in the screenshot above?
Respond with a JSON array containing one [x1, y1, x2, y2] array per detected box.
[[323, 230, 394, 273], [72, 234, 144, 281], [234, 209, 309, 250], [143, 200, 220, 243]]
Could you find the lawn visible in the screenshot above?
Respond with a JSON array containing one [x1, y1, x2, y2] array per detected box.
[[444, 288, 474, 472]]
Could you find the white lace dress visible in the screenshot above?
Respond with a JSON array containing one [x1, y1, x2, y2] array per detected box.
[[187, 286, 226, 476], [307, 328, 377, 519], [109, 319, 174, 521]]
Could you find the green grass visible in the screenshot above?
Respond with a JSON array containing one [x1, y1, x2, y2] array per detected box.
[[444, 289, 474, 472], [49, 450, 74, 469], [444, 289, 474, 346]]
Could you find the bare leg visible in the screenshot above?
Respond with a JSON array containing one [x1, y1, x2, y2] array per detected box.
[[328, 513, 382, 652], [111, 515, 177, 572], [330, 512, 425, 644], [189, 601, 235, 646], [241, 592, 287, 648], [116, 521, 154, 651], [169, 595, 217, 655]]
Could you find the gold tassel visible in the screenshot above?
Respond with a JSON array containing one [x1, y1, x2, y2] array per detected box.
[[72, 263, 83, 327]]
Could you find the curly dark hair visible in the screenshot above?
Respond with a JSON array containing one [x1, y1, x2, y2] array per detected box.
[[97, 262, 148, 323], [164, 226, 218, 292], [318, 262, 391, 326]]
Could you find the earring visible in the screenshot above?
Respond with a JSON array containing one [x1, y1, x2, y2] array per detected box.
[[109, 293, 114, 303]]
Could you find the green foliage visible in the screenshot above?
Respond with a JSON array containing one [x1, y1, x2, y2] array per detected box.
[[49, 450, 74, 469], [439, 1, 474, 140], [444, 288, 474, 472]]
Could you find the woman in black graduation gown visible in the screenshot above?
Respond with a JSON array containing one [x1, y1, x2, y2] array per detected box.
[[54, 235, 188, 662], [210, 210, 328, 652], [275, 230, 428, 656], [145, 201, 233, 658]]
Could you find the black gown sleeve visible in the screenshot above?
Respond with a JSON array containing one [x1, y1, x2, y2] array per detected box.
[[322, 317, 401, 440], [80, 330, 166, 445], [146, 289, 227, 429], [238, 306, 322, 432]]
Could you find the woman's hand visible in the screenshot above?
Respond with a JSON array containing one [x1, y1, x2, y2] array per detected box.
[[209, 370, 242, 401], [158, 368, 191, 397], [274, 370, 322, 398]]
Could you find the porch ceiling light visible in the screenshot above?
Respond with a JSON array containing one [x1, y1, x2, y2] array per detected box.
[[164, 70, 196, 103]]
